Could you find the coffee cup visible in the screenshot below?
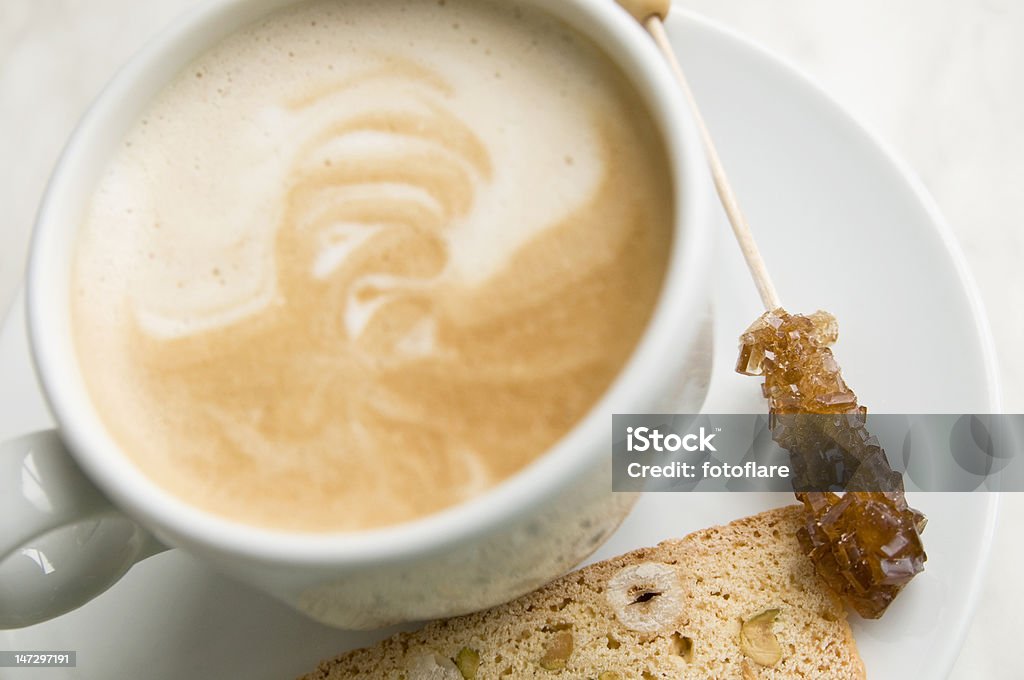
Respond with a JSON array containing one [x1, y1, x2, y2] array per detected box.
[[0, 0, 711, 629]]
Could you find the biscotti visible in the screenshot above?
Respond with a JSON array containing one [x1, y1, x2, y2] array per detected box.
[[300, 505, 865, 679]]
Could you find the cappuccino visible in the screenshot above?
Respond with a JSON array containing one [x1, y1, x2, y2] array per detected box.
[[72, 0, 673, 531]]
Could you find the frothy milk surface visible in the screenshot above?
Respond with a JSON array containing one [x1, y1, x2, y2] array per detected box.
[[73, 0, 673, 531]]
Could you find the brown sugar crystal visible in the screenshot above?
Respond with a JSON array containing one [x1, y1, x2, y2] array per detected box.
[[737, 308, 858, 415], [736, 308, 927, 619], [796, 490, 927, 619]]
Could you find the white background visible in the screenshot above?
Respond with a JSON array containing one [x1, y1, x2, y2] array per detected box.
[[1, 1, 1021, 677]]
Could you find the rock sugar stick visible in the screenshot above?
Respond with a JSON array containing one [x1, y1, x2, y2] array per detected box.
[[619, 1, 927, 618], [736, 310, 927, 618]]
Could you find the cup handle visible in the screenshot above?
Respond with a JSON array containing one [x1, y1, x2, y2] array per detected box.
[[0, 430, 167, 628]]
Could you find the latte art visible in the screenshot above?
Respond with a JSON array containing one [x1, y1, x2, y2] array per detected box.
[[282, 60, 490, 360], [73, 0, 674, 531]]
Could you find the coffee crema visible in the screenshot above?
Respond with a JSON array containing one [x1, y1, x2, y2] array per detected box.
[[72, 0, 673, 531]]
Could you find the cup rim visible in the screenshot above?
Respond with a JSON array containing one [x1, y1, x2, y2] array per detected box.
[[26, 0, 711, 565]]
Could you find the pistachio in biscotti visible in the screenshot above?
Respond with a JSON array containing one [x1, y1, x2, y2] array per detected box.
[[539, 630, 574, 670], [454, 647, 479, 679], [739, 609, 783, 667], [606, 562, 684, 633]]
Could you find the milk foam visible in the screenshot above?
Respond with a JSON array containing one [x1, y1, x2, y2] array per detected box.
[[73, 0, 674, 531], [82, 5, 604, 341]]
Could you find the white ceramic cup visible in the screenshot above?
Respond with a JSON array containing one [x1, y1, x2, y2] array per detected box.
[[0, 0, 712, 630]]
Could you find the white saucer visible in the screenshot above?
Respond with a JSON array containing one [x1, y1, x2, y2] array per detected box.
[[0, 10, 1000, 679]]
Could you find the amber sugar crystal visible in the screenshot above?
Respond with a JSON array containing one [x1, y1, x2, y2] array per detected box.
[[797, 491, 927, 619], [737, 309, 858, 414], [737, 308, 927, 619]]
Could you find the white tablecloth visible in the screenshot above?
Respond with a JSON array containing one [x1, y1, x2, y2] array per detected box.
[[1, 1, 1020, 676]]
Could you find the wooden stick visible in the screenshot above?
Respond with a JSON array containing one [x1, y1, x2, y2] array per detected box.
[[644, 15, 782, 312]]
